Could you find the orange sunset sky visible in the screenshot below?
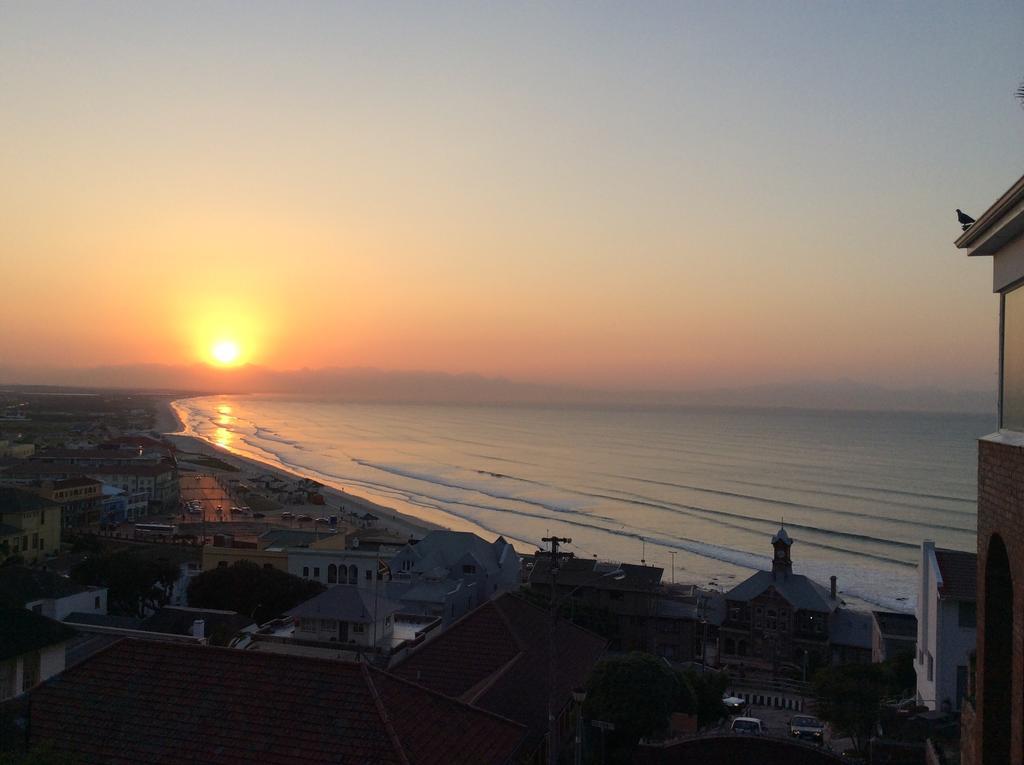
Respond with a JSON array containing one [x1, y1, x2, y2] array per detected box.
[[2, 3, 1022, 392]]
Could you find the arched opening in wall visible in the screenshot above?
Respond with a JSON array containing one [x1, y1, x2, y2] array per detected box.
[[982, 533, 1013, 765], [327, 564, 337, 584]]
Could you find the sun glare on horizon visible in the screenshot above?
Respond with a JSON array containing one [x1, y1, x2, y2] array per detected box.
[[211, 340, 242, 366]]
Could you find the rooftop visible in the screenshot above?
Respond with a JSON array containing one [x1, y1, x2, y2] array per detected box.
[[725, 569, 837, 613], [530, 558, 663, 592], [955, 172, 1024, 254], [139, 606, 254, 638], [27, 639, 525, 764], [0, 566, 93, 607], [872, 610, 918, 638], [830, 608, 873, 650], [0, 486, 57, 514], [0, 608, 76, 661], [391, 592, 606, 754], [934, 548, 977, 602], [287, 586, 403, 624]]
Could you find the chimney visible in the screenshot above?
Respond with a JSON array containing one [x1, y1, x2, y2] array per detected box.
[[192, 619, 205, 639], [830, 576, 837, 600]]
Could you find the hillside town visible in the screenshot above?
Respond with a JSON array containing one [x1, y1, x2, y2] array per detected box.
[[1, 176, 1023, 762]]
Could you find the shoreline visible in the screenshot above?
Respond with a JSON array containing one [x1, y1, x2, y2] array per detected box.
[[159, 396, 441, 541]]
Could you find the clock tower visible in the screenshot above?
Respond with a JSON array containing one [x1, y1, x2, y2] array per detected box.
[[771, 525, 792, 578]]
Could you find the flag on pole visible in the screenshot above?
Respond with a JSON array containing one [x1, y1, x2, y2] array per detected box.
[[377, 557, 392, 581]]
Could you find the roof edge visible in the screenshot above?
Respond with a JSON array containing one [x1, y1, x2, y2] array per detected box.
[[956, 173, 1024, 250]]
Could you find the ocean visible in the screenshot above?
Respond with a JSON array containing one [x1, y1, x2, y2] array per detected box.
[[172, 395, 989, 611]]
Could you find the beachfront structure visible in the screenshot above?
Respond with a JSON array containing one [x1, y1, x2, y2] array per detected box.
[[289, 540, 403, 589], [720, 527, 840, 671], [0, 488, 61, 564], [529, 558, 665, 653], [954, 172, 1024, 765], [914, 542, 976, 712], [386, 531, 520, 624], [0, 609, 76, 701], [287, 586, 402, 648], [16, 639, 527, 763], [0, 461, 178, 513]]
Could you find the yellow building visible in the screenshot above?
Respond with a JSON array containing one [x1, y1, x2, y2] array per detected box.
[[0, 488, 61, 565], [201, 544, 289, 572]]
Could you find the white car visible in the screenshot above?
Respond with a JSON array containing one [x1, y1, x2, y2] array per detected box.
[[730, 716, 764, 735]]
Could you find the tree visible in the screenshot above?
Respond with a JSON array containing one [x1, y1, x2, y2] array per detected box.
[[187, 561, 325, 623], [813, 662, 889, 755], [677, 669, 729, 728], [583, 653, 680, 761], [71, 550, 181, 617]]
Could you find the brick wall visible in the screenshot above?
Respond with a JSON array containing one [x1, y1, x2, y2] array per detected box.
[[972, 437, 1024, 765]]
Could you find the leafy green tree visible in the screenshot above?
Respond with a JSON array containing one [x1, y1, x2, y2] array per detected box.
[[186, 561, 325, 623], [583, 652, 680, 761], [71, 551, 181, 617]]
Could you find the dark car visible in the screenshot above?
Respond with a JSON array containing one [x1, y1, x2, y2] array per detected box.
[[789, 715, 825, 743], [251, 512, 266, 519], [296, 514, 313, 522]]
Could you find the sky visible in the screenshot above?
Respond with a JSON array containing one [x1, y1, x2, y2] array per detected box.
[[1, 1, 1022, 393]]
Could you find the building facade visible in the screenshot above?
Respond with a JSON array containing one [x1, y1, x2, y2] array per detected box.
[[955, 173, 1024, 765], [0, 488, 62, 564], [915, 541, 976, 712]]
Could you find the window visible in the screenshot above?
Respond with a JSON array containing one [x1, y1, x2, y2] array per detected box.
[[313, 567, 320, 579], [1002, 283, 1024, 431], [927, 653, 934, 681], [365, 569, 372, 581], [328, 564, 337, 584], [958, 601, 977, 628], [218, 561, 228, 568], [462, 564, 477, 574], [40, 510, 45, 525], [303, 566, 309, 578], [32, 533, 38, 549], [94, 596, 100, 609], [353, 623, 365, 634], [349, 567, 358, 585]]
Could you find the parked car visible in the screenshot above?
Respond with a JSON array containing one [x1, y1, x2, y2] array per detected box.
[[251, 512, 266, 519], [789, 715, 825, 743], [314, 517, 330, 524], [296, 514, 313, 522], [281, 512, 295, 519], [730, 717, 764, 735], [723, 696, 746, 715]]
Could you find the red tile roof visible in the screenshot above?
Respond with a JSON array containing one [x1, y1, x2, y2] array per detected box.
[[28, 639, 524, 765], [391, 592, 606, 754], [934, 548, 977, 602]]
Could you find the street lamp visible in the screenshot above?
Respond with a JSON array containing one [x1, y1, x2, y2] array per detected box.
[[548, 567, 625, 765]]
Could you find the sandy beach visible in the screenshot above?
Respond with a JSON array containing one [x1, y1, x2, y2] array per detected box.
[[157, 396, 440, 541]]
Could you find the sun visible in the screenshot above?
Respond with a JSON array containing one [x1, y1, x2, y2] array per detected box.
[[211, 340, 241, 366]]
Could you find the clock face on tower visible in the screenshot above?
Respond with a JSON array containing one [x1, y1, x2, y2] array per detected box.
[[776, 549, 786, 559]]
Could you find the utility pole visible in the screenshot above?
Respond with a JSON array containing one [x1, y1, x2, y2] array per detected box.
[[669, 551, 676, 584], [539, 536, 573, 765]]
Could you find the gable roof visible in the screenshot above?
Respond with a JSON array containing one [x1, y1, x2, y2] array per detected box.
[[0, 608, 76, 661], [0, 487, 56, 513], [725, 570, 836, 613], [391, 592, 606, 754], [28, 639, 525, 765], [934, 548, 977, 602], [403, 531, 515, 576], [0, 566, 92, 607], [287, 586, 403, 624]]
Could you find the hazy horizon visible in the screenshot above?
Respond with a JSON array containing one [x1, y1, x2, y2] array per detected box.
[[2, 3, 1022, 391]]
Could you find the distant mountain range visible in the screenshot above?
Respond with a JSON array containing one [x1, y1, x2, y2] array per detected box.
[[0, 364, 995, 414]]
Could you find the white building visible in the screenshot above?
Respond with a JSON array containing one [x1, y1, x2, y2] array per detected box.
[[287, 586, 402, 648], [916, 541, 977, 711], [288, 541, 404, 590], [0, 566, 107, 622], [0, 609, 75, 701]]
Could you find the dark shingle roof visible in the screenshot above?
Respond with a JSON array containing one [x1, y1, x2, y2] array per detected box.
[[0, 608, 76, 661], [725, 570, 836, 613], [934, 549, 977, 602], [0, 487, 56, 513], [530, 558, 662, 592], [29, 639, 525, 764], [872, 610, 917, 638], [138, 607, 253, 637], [287, 587, 402, 624], [0, 566, 91, 607], [391, 592, 606, 754]]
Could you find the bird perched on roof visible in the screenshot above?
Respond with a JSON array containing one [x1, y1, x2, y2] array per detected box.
[[957, 209, 975, 231]]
